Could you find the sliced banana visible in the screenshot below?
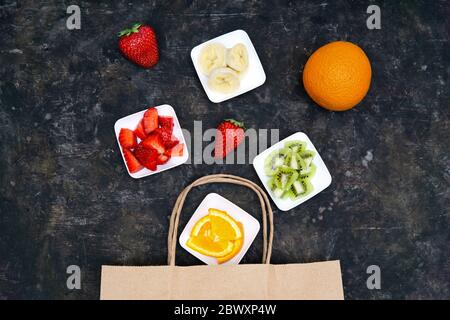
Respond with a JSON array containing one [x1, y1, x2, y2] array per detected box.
[[198, 43, 227, 76], [207, 67, 240, 94], [226, 43, 249, 74]]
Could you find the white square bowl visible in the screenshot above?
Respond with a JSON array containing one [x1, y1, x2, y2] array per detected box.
[[179, 193, 260, 265], [114, 104, 189, 179], [191, 29, 266, 103], [253, 132, 332, 211]]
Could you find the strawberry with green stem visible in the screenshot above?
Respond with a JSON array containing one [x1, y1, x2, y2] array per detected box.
[[214, 119, 245, 159], [118, 23, 159, 68]]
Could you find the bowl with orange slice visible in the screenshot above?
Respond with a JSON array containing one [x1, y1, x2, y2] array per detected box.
[[179, 193, 260, 265]]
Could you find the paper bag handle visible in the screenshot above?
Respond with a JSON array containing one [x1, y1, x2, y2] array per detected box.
[[168, 174, 274, 266]]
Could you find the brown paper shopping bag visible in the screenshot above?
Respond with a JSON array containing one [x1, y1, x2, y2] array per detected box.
[[100, 174, 344, 300]]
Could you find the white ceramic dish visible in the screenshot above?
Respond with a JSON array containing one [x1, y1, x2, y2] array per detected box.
[[114, 104, 189, 179], [253, 132, 332, 211], [191, 29, 266, 103], [179, 193, 260, 265]]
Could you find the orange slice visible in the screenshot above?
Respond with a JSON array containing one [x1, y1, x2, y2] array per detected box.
[[186, 236, 234, 258], [208, 208, 243, 241], [187, 214, 234, 257], [217, 222, 245, 264], [217, 239, 243, 264], [190, 215, 211, 237], [186, 209, 245, 260]]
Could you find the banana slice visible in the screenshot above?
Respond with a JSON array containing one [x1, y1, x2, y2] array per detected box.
[[226, 43, 249, 74], [198, 43, 227, 76], [207, 67, 240, 94]]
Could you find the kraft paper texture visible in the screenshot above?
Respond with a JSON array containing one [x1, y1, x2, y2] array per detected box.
[[100, 260, 344, 300]]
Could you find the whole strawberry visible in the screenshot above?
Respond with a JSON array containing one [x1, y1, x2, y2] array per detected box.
[[214, 119, 245, 159], [118, 23, 159, 68]]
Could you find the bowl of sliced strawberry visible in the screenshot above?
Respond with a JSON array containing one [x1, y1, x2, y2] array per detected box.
[[114, 104, 188, 178]]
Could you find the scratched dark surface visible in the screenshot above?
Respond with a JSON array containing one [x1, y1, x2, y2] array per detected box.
[[0, 0, 449, 299]]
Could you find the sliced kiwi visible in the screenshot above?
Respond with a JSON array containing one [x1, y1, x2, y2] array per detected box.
[[267, 177, 276, 190], [282, 188, 295, 199], [299, 163, 317, 180], [286, 171, 299, 191], [299, 179, 313, 197], [300, 149, 316, 158], [269, 171, 283, 190], [284, 150, 299, 170], [296, 155, 309, 173], [299, 150, 315, 167], [273, 188, 284, 198], [265, 139, 317, 199], [267, 177, 284, 198], [264, 148, 289, 176], [285, 140, 306, 153], [285, 178, 314, 199], [273, 166, 298, 192]]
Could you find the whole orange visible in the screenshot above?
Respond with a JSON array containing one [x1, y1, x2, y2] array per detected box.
[[302, 41, 372, 111]]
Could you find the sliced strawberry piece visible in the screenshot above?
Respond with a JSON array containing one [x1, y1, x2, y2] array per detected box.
[[141, 132, 166, 154], [123, 149, 143, 173], [134, 119, 146, 140], [154, 128, 179, 148], [158, 116, 174, 132], [143, 107, 158, 134], [134, 144, 158, 170], [154, 128, 171, 145], [166, 143, 184, 157], [119, 128, 137, 149], [156, 153, 171, 165], [166, 137, 179, 149], [147, 160, 157, 171]]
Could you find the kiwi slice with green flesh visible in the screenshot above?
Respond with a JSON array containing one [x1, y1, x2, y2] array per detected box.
[[284, 150, 309, 175], [268, 176, 287, 198], [273, 188, 284, 198], [273, 166, 298, 193], [299, 150, 315, 167], [267, 177, 285, 198], [285, 178, 314, 199], [267, 177, 276, 189], [285, 140, 306, 153], [264, 148, 290, 176], [284, 150, 300, 170], [299, 157, 316, 174], [299, 163, 317, 180], [296, 154, 309, 173]]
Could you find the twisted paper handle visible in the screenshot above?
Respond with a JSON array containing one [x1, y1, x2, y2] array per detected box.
[[167, 174, 274, 266]]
